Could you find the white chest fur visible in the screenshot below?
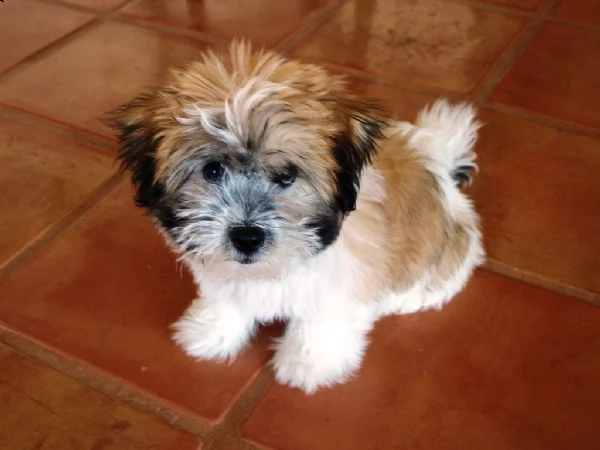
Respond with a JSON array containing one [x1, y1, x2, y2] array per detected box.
[[190, 237, 367, 323]]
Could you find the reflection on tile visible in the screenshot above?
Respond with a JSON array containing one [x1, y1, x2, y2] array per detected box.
[[478, 0, 543, 11], [122, 0, 330, 47], [0, 183, 273, 422], [0, 344, 200, 450], [493, 23, 600, 130], [0, 22, 205, 137], [58, 0, 129, 10], [0, 0, 93, 74], [293, 0, 524, 93], [472, 110, 600, 295], [243, 270, 600, 450], [0, 117, 114, 268], [553, 0, 600, 27], [347, 78, 435, 121]]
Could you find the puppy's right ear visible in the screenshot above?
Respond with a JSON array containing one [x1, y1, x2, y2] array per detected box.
[[331, 98, 386, 214], [103, 92, 164, 210]]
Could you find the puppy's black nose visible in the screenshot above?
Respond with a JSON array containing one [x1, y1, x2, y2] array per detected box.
[[229, 226, 265, 255]]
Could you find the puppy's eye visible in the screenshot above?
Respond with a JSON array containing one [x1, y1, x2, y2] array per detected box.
[[273, 165, 298, 188], [203, 161, 225, 183]]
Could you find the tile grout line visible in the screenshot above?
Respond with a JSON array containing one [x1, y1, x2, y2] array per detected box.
[[111, 1, 348, 53], [0, 327, 267, 450], [204, 437, 265, 450], [0, 325, 214, 437], [109, 15, 227, 47], [0, 173, 122, 282], [453, 0, 600, 31], [483, 102, 600, 140], [546, 16, 600, 33], [234, 435, 275, 450], [275, 0, 347, 55], [200, 366, 276, 450], [0, 2, 220, 84], [472, 0, 560, 104], [221, 366, 275, 431], [315, 60, 465, 98], [7, 1, 141, 80], [446, 0, 536, 17], [106, 0, 226, 46], [0, 104, 117, 151], [0, 17, 101, 82], [37, 0, 134, 14], [291, 58, 600, 141], [466, 18, 533, 103], [0, 318, 277, 447], [482, 261, 599, 306]]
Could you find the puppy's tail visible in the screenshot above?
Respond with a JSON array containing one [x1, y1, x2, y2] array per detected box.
[[408, 99, 481, 186]]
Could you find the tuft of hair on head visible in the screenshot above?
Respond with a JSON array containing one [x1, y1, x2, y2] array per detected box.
[[103, 40, 389, 224], [330, 97, 387, 213]]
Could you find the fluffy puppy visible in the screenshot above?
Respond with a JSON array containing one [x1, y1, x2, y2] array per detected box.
[[106, 41, 484, 393]]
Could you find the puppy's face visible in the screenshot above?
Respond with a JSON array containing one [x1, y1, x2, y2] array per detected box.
[[106, 43, 383, 273]]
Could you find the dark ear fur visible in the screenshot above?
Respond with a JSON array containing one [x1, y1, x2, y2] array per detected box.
[[103, 93, 165, 210], [332, 99, 386, 214]]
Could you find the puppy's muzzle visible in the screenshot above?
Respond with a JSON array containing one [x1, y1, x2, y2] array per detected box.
[[229, 226, 265, 256]]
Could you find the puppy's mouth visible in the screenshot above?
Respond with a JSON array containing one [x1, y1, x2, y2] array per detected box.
[[238, 256, 256, 265], [231, 244, 278, 266], [231, 252, 263, 265]]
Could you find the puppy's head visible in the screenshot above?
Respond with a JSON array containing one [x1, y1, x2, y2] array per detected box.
[[105, 41, 384, 272]]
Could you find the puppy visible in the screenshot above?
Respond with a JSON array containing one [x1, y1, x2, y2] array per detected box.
[[106, 41, 484, 393]]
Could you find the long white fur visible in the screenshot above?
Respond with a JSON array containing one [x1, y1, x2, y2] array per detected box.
[[172, 99, 484, 393]]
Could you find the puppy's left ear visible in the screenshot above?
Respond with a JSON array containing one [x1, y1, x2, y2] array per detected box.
[[102, 92, 166, 211], [332, 99, 386, 214]]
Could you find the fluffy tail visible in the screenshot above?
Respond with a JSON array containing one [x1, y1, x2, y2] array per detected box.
[[412, 99, 481, 186]]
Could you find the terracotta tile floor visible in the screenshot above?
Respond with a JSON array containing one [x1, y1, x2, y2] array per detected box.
[[0, 1, 599, 449], [0, 343, 199, 450]]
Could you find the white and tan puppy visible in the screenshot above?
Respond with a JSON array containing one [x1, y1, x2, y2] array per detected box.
[[106, 41, 484, 393]]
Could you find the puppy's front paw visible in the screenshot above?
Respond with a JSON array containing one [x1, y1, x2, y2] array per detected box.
[[272, 322, 369, 393], [172, 304, 254, 361]]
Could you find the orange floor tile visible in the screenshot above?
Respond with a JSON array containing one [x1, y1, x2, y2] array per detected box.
[[0, 0, 93, 74], [291, 0, 526, 93], [0, 1, 599, 449], [120, 0, 333, 46], [493, 22, 600, 130], [0, 343, 200, 449]]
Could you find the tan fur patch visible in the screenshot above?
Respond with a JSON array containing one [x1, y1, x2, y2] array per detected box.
[[342, 131, 472, 300]]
